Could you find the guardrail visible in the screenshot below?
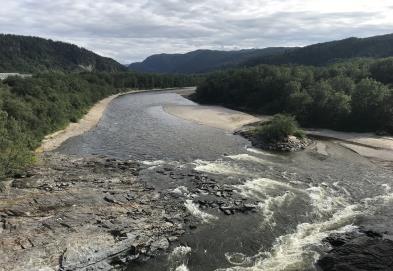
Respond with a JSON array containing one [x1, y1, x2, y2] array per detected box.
[[0, 73, 32, 80]]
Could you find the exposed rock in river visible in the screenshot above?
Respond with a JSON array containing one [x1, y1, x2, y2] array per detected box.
[[317, 229, 393, 271], [236, 129, 312, 152]]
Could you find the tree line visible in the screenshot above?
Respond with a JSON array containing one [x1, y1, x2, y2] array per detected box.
[[195, 58, 393, 133], [0, 71, 201, 179]]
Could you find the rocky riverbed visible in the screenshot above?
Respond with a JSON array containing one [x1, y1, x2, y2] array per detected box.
[[0, 153, 189, 271], [0, 153, 262, 271]]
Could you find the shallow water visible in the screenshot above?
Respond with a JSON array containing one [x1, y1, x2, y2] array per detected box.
[[58, 90, 393, 271]]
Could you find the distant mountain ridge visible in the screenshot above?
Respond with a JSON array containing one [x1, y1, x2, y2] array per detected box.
[[245, 33, 393, 67], [128, 48, 293, 74], [0, 34, 126, 73], [129, 33, 393, 74]]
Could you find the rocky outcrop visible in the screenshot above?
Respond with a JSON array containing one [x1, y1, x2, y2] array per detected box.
[[236, 129, 311, 152], [153, 165, 260, 216], [0, 153, 187, 271], [317, 229, 393, 271]]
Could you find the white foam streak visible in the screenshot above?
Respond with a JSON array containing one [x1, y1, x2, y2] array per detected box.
[[169, 246, 192, 271], [175, 265, 190, 271], [228, 154, 272, 165], [235, 178, 304, 201], [259, 192, 294, 228], [247, 148, 278, 157], [140, 160, 166, 166], [170, 186, 189, 196], [194, 159, 253, 176], [184, 200, 218, 223], [306, 186, 348, 218], [217, 206, 360, 271]]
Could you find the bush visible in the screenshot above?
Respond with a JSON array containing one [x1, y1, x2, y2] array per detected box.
[[0, 111, 33, 180], [254, 114, 305, 142]]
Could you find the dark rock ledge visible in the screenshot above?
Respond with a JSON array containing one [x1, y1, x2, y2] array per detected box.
[[317, 229, 393, 271]]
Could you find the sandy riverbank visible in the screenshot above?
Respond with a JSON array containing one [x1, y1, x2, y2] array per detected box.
[[307, 129, 393, 162], [37, 94, 119, 152], [37, 88, 196, 153], [164, 103, 393, 162], [163, 104, 264, 131]]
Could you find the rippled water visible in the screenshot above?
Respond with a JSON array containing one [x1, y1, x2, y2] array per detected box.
[[58, 90, 393, 271], [58, 91, 247, 161]]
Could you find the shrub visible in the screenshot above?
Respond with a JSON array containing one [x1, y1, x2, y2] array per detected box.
[[0, 111, 33, 180], [254, 114, 305, 142]]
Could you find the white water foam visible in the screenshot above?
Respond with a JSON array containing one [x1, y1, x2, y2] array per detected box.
[[259, 192, 294, 228], [228, 154, 273, 165], [216, 205, 360, 271], [235, 178, 305, 201], [234, 178, 303, 228], [225, 252, 255, 266], [306, 186, 349, 218], [194, 159, 254, 176], [170, 186, 189, 196], [184, 199, 218, 223], [217, 180, 393, 271], [140, 160, 166, 166], [362, 184, 393, 209], [140, 160, 184, 169], [246, 148, 278, 157], [175, 265, 190, 271], [169, 246, 192, 271]]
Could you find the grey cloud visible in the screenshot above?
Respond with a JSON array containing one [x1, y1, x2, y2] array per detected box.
[[0, 0, 392, 63]]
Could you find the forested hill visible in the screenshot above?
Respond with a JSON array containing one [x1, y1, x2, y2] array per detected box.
[[128, 47, 292, 74], [0, 34, 126, 73], [245, 33, 393, 67]]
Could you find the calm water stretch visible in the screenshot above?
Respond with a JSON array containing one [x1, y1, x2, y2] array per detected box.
[[59, 90, 393, 271]]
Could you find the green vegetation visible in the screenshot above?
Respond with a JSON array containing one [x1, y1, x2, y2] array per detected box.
[[0, 111, 32, 179], [254, 114, 305, 142], [129, 33, 393, 74], [195, 58, 393, 134], [128, 48, 292, 74], [0, 34, 126, 73], [0, 72, 201, 180], [245, 33, 393, 67]]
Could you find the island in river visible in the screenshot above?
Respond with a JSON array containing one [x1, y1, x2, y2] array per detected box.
[[1, 88, 393, 271]]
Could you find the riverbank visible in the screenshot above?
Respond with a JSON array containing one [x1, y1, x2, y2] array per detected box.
[[37, 88, 196, 153], [306, 129, 393, 163], [37, 94, 119, 152], [163, 101, 393, 163], [163, 104, 264, 131]]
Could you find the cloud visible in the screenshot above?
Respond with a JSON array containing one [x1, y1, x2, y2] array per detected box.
[[0, 0, 393, 63]]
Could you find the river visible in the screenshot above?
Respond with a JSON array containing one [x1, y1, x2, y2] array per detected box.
[[58, 90, 393, 271]]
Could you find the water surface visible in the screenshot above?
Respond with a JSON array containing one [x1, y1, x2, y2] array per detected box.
[[59, 90, 393, 271]]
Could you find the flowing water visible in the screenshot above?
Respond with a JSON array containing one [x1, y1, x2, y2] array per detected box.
[[58, 90, 393, 271]]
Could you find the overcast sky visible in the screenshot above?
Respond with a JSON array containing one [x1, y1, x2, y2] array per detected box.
[[1, 0, 393, 63]]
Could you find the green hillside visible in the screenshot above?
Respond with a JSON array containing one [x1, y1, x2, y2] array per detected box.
[[0, 34, 126, 73]]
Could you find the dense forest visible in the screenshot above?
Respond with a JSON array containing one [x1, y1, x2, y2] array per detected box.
[[245, 33, 393, 67], [129, 33, 393, 74], [0, 34, 126, 73], [128, 48, 293, 74], [195, 58, 393, 134], [0, 72, 201, 179]]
